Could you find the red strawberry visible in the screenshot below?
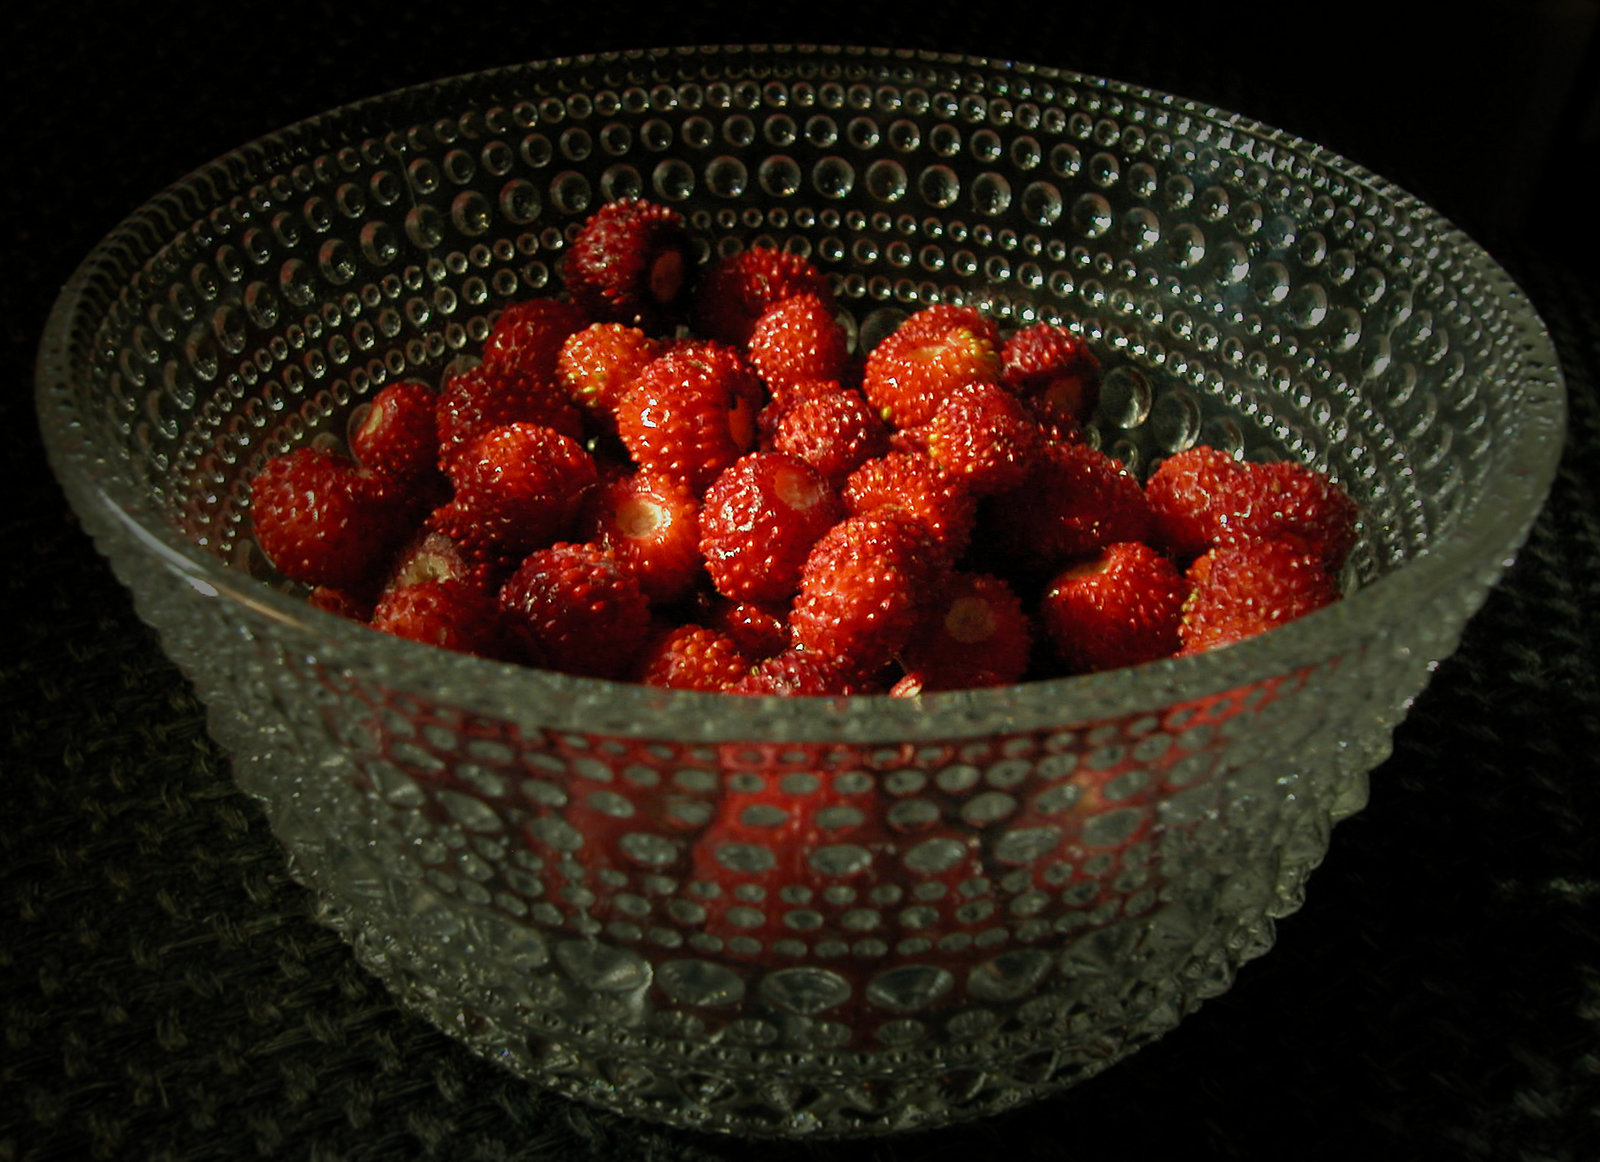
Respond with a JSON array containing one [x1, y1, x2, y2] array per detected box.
[[978, 440, 1152, 578], [1001, 321, 1102, 428], [698, 452, 844, 606], [369, 576, 505, 657], [842, 451, 978, 567], [351, 380, 441, 488], [634, 624, 751, 691], [577, 469, 703, 607], [379, 528, 480, 596], [766, 386, 890, 488], [692, 245, 835, 348], [1038, 541, 1187, 674], [894, 571, 1033, 693], [728, 648, 880, 696], [435, 362, 584, 470], [789, 511, 945, 679], [307, 584, 375, 622], [429, 423, 597, 570], [897, 379, 1043, 496], [479, 298, 591, 386], [745, 292, 850, 393], [498, 542, 651, 678], [696, 595, 790, 661], [562, 198, 696, 332], [554, 322, 661, 429], [1179, 539, 1342, 654], [1142, 445, 1245, 562], [249, 446, 412, 592], [1146, 446, 1359, 570], [861, 304, 1004, 429], [615, 341, 765, 494]]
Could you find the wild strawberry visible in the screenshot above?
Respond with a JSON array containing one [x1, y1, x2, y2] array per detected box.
[[351, 380, 441, 487], [977, 441, 1152, 578], [369, 577, 506, 657], [429, 423, 597, 570], [698, 452, 844, 606], [696, 595, 790, 661], [554, 322, 661, 429], [378, 528, 480, 596], [562, 198, 696, 333], [789, 511, 945, 679], [861, 304, 1004, 429], [1001, 321, 1102, 427], [692, 246, 835, 348], [728, 648, 882, 696], [308, 584, 375, 622], [895, 572, 1033, 693], [615, 341, 765, 494], [1179, 539, 1342, 655], [1038, 541, 1187, 674], [842, 451, 978, 566], [498, 542, 651, 678], [897, 379, 1043, 495], [249, 446, 412, 592], [1146, 446, 1359, 570], [745, 292, 850, 393], [766, 387, 890, 488], [634, 624, 751, 691], [577, 469, 703, 607], [479, 298, 591, 386], [435, 362, 584, 470], [1142, 445, 1244, 562]]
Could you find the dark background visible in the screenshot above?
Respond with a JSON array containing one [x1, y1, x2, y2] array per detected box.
[[6, 3, 1599, 1161]]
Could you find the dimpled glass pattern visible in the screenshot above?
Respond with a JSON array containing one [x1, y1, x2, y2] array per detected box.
[[37, 46, 1563, 1137]]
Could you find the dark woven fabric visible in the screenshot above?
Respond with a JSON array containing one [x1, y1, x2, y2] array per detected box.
[[6, 5, 1598, 1160]]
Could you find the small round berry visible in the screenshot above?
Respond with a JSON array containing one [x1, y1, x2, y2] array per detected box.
[[898, 572, 1032, 691], [1002, 321, 1102, 426], [615, 342, 766, 494], [498, 542, 651, 678], [351, 380, 440, 485], [746, 292, 850, 393], [579, 469, 704, 606], [767, 387, 890, 488], [699, 452, 844, 606], [1039, 542, 1187, 674], [789, 510, 944, 678], [692, 245, 835, 348], [562, 199, 697, 332], [861, 304, 1003, 429], [479, 298, 591, 386], [249, 447, 411, 592], [634, 624, 752, 691], [843, 451, 978, 566], [430, 423, 597, 570]]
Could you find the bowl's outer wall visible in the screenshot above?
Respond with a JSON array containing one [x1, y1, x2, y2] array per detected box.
[[36, 46, 1565, 1137]]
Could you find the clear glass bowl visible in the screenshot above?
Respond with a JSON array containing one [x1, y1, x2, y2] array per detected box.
[[35, 45, 1564, 1137]]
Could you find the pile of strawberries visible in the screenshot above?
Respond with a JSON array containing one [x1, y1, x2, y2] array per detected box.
[[250, 198, 1358, 696]]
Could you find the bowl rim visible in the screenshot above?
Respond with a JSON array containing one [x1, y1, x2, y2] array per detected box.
[[34, 43, 1569, 743]]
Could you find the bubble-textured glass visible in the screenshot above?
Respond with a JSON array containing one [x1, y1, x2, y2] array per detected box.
[[36, 46, 1563, 1137]]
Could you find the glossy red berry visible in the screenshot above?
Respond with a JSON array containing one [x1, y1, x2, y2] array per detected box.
[[498, 542, 651, 678], [699, 452, 844, 606], [562, 198, 696, 332], [1039, 541, 1188, 674], [615, 341, 765, 494]]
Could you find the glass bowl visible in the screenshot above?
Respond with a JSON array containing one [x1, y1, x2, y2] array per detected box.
[[35, 45, 1564, 1138]]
